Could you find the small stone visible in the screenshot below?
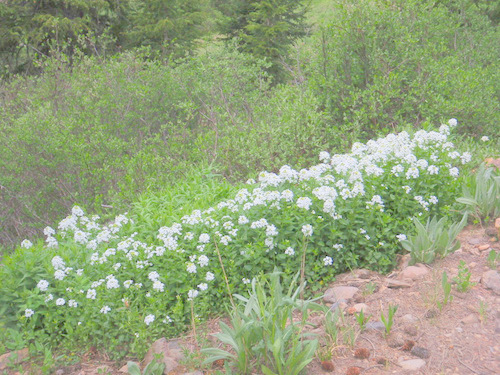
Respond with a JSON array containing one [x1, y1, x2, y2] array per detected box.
[[366, 321, 385, 332], [386, 279, 412, 288], [411, 346, 430, 359], [482, 270, 500, 295], [55, 370, 65, 375], [119, 365, 128, 373], [323, 286, 359, 303], [356, 269, 372, 279], [469, 262, 477, 268], [399, 359, 426, 370], [478, 244, 491, 251], [468, 238, 482, 245], [399, 265, 429, 281], [352, 303, 369, 313], [461, 313, 480, 324], [142, 337, 183, 374], [456, 327, 463, 333], [183, 372, 203, 375], [402, 314, 418, 323], [495, 217, 500, 229], [329, 299, 348, 312]]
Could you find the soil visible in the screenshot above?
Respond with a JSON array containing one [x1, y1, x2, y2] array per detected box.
[[8, 223, 500, 375]]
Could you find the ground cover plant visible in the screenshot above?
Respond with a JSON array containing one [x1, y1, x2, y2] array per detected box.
[[0, 119, 476, 360]]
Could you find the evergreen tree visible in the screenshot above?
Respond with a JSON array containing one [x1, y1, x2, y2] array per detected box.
[[217, 0, 309, 81], [124, 0, 206, 61]]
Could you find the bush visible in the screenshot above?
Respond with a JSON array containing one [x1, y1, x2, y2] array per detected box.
[[0, 121, 471, 356], [304, 0, 500, 143]]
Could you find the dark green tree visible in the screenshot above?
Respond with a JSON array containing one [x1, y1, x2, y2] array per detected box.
[[217, 0, 309, 81], [0, 0, 130, 75], [124, 0, 207, 61]]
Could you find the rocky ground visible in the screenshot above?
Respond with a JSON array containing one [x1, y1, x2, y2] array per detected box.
[[2, 223, 499, 375]]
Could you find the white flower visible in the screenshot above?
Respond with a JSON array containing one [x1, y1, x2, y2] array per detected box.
[[481, 136, 489, 142], [148, 271, 160, 281], [86, 289, 97, 299], [144, 314, 155, 326], [429, 196, 439, 204], [106, 276, 119, 289], [266, 225, 278, 237], [448, 118, 458, 127], [242, 278, 251, 284], [68, 300, 78, 308], [296, 197, 312, 210], [460, 152, 472, 164], [124, 280, 133, 289], [449, 167, 459, 177], [187, 263, 197, 274], [51, 256, 65, 270], [153, 280, 165, 292], [285, 247, 295, 256], [76, 269, 84, 276], [301, 224, 313, 237], [44, 226, 55, 236], [405, 167, 419, 179], [427, 165, 439, 175], [199, 233, 210, 244], [265, 237, 275, 249], [25, 309, 34, 318], [319, 151, 331, 162], [198, 283, 208, 291], [74, 230, 89, 244], [100, 305, 111, 314], [187, 289, 199, 300], [396, 234, 407, 241], [37, 280, 49, 291], [56, 298, 65, 306], [323, 256, 333, 266], [238, 216, 249, 225], [332, 244, 344, 250], [72, 205, 85, 217], [198, 255, 209, 267], [206, 272, 215, 281], [402, 185, 412, 194], [54, 270, 66, 280], [45, 294, 53, 302], [21, 239, 33, 249]]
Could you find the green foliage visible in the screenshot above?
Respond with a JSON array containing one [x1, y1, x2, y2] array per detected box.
[[454, 260, 476, 292], [487, 250, 499, 269], [124, 0, 207, 61], [380, 304, 398, 338], [218, 0, 309, 80], [202, 270, 321, 375], [305, 0, 500, 144], [354, 309, 371, 331], [457, 163, 500, 223], [437, 271, 453, 311], [401, 215, 468, 265], [127, 358, 165, 375]]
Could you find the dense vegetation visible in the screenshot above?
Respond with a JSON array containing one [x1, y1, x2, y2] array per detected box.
[[0, 0, 499, 369]]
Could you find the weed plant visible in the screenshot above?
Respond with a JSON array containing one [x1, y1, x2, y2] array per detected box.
[[202, 270, 322, 375]]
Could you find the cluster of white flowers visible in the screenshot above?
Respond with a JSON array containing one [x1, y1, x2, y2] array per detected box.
[[24, 121, 471, 342]]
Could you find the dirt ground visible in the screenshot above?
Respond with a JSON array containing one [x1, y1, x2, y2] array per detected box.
[[8, 223, 500, 375]]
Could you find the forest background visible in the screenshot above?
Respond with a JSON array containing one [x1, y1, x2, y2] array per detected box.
[[0, 0, 499, 250]]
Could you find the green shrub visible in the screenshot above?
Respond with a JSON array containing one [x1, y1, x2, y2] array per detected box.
[[202, 269, 321, 375], [0, 122, 471, 356], [401, 214, 467, 265], [305, 0, 500, 144]]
